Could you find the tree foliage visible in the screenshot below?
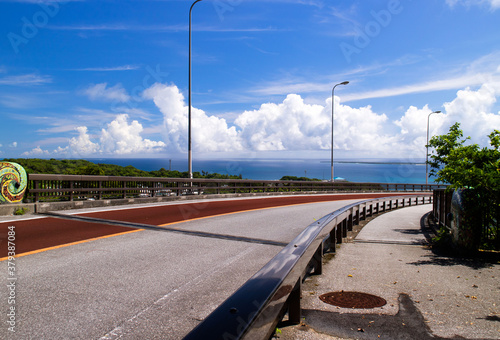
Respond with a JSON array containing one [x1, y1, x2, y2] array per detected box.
[[1, 158, 242, 179], [427, 123, 500, 191], [427, 123, 500, 251]]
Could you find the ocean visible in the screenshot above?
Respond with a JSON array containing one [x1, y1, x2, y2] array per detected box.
[[86, 158, 435, 184]]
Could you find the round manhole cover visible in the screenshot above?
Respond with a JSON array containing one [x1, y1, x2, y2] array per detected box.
[[319, 291, 387, 309]]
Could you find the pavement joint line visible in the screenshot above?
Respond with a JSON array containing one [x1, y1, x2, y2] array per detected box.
[[40, 212, 289, 247]]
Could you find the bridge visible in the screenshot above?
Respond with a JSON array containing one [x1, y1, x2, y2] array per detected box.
[[1, 187, 438, 339]]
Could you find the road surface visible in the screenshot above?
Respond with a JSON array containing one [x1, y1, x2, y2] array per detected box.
[[1, 194, 397, 339]]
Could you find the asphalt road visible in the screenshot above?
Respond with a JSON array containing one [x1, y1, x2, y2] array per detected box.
[[0, 194, 397, 339]]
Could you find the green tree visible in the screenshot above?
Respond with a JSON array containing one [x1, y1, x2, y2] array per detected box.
[[428, 123, 500, 190], [76, 163, 105, 176], [427, 123, 500, 250]]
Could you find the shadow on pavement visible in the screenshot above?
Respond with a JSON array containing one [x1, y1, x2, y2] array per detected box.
[[296, 293, 497, 340], [406, 213, 498, 270]]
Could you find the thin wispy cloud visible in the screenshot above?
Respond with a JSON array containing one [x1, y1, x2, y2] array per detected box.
[[83, 83, 130, 103], [48, 23, 279, 33], [71, 65, 140, 71], [446, 0, 500, 10], [0, 74, 52, 86], [342, 74, 491, 102]]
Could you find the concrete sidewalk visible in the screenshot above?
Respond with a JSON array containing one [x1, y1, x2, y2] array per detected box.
[[280, 205, 500, 340]]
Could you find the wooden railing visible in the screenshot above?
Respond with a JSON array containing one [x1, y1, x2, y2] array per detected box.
[[25, 174, 447, 202]]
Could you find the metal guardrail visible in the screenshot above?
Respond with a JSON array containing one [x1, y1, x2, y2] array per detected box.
[[184, 194, 433, 340], [26, 174, 445, 202], [433, 188, 453, 230]]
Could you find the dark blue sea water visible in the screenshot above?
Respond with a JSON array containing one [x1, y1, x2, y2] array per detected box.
[[87, 158, 434, 184]]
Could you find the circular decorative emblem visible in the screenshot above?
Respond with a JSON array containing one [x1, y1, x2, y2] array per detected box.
[[0, 162, 27, 204]]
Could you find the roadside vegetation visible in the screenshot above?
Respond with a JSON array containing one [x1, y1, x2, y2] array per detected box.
[[1, 158, 243, 179], [427, 123, 499, 251]]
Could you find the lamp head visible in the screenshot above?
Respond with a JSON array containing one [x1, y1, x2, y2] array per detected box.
[[340, 81, 349, 85]]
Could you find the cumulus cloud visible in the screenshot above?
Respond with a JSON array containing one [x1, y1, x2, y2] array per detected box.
[[236, 94, 328, 151], [22, 146, 50, 157], [392, 81, 500, 157], [84, 83, 130, 102], [142, 83, 398, 157], [68, 126, 99, 156], [34, 77, 500, 159], [42, 115, 167, 157], [99, 114, 166, 154], [441, 83, 500, 145], [143, 83, 243, 152]]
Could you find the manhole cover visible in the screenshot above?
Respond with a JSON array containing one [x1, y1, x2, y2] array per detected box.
[[319, 291, 387, 309]]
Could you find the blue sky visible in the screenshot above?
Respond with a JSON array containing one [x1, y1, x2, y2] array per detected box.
[[1, 0, 500, 162]]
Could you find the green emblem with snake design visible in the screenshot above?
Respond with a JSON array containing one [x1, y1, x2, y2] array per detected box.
[[0, 162, 28, 203]]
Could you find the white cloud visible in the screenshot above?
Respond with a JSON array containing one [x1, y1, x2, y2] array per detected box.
[[143, 83, 397, 157], [99, 114, 166, 154], [84, 83, 130, 103], [22, 146, 50, 157], [446, 0, 500, 10], [143, 83, 243, 153], [249, 52, 500, 104], [343, 73, 489, 102], [72, 65, 140, 72], [9, 142, 18, 148], [0, 74, 52, 86], [392, 81, 500, 157], [236, 94, 328, 151], [441, 82, 500, 145], [45, 115, 167, 157], [28, 77, 500, 159], [68, 126, 99, 156]]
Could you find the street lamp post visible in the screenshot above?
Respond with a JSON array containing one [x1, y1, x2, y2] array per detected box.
[[331, 81, 349, 182], [188, 0, 203, 179], [426, 110, 441, 185]]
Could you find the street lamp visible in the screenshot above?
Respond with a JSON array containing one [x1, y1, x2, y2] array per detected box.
[[188, 0, 203, 179], [426, 110, 441, 185], [331, 81, 349, 182]]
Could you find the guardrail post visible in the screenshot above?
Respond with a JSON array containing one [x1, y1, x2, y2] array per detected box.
[[347, 209, 353, 231], [341, 218, 348, 238], [35, 180, 40, 202], [288, 279, 302, 324], [312, 243, 323, 275], [336, 222, 343, 244], [329, 228, 336, 252], [69, 180, 74, 201], [122, 180, 127, 199]]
